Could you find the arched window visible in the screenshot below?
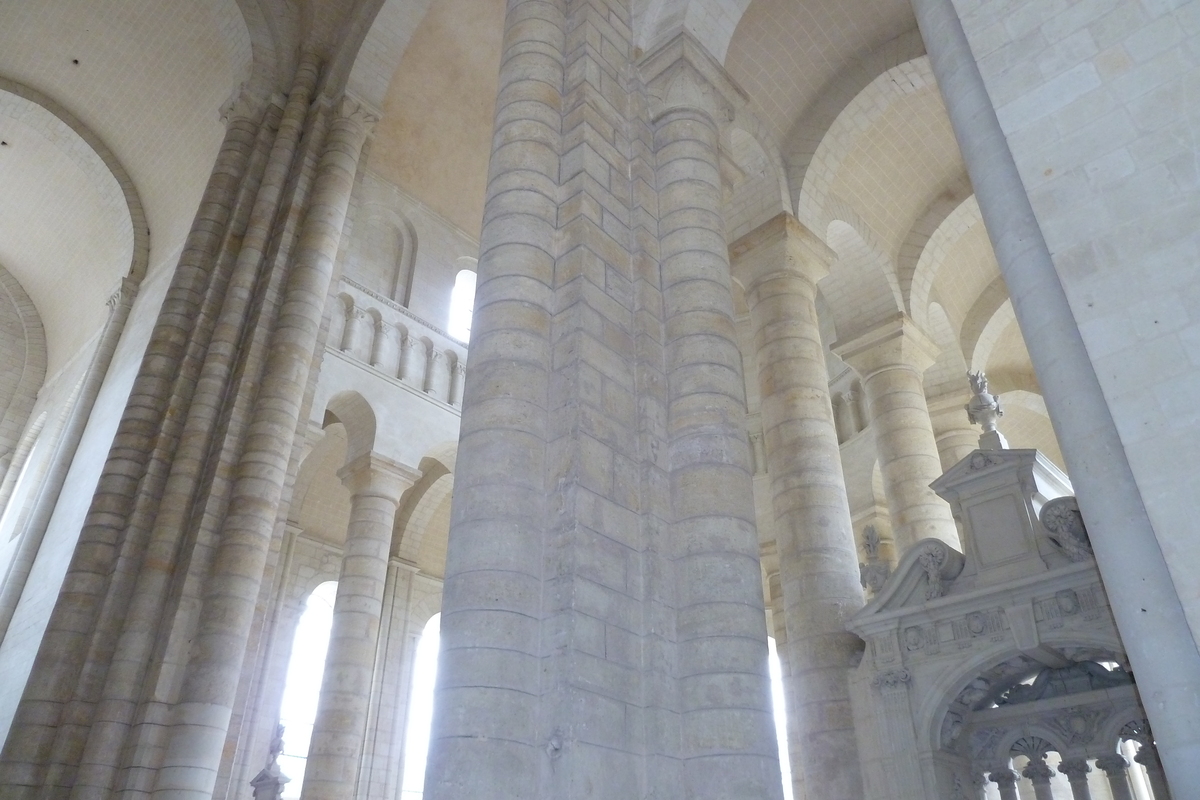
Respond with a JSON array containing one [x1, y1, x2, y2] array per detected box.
[[278, 581, 337, 798], [401, 612, 441, 800], [447, 269, 476, 342], [768, 637, 794, 800]]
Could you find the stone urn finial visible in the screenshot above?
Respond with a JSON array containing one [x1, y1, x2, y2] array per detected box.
[[965, 371, 1008, 450]]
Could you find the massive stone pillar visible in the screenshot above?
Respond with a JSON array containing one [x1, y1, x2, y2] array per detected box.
[[834, 316, 959, 553], [730, 212, 864, 800], [644, 34, 783, 800], [301, 455, 416, 800], [150, 96, 375, 800], [912, 0, 1200, 787], [424, 7, 780, 798]]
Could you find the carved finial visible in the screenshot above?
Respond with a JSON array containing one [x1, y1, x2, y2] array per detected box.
[[965, 370, 1007, 450]]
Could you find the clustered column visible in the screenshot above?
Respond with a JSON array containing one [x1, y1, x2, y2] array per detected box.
[[300, 454, 416, 800], [151, 96, 376, 800], [833, 316, 959, 553], [730, 212, 865, 800]]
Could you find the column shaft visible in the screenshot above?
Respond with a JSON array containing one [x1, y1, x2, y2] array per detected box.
[[654, 91, 781, 799], [989, 770, 1019, 800], [732, 213, 864, 800], [1097, 756, 1136, 800], [836, 318, 959, 553], [150, 96, 374, 800], [422, 0, 559, 794], [301, 456, 413, 800], [912, 0, 1200, 785], [929, 394, 978, 472], [1059, 760, 1093, 800]]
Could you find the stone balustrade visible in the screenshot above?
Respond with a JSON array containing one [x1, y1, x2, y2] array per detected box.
[[328, 279, 467, 407]]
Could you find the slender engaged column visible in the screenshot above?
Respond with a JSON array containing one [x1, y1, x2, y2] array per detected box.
[[834, 316, 959, 553], [1059, 759, 1093, 800], [300, 455, 416, 800], [1022, 758, 1056, 800], [645, 35, 783, 800], [1098, 755, 1136, 800], [731, 212, 865, 800], [912, 0, 1200, 786], [989, 768, 1019, 800], [0, 277, 138, 642], [150, 96, 375, 800]]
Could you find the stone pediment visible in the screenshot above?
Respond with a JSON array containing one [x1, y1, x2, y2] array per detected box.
[[860, 538, 966, 613], [931, 448, 1076, 589]]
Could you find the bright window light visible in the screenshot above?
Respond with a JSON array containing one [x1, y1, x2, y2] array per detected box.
[[447, 270, 476, 342], [278, 581, 337, 798], [401, 613, 441, 800], [768, 637, 794, 800]]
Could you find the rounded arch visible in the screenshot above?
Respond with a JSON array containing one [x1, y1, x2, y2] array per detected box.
[[822, 217, 904, 339], [0, 78, 148, 373], [324, 390, 377, 464], [781, 28, 927, 215], [923, 302, 969, 401], [795, 54, 936, 235], [635, 0, 754, 65], [898, 173, 973, 322], [917, 632, 1127, 754], [910, 194, 985, 332], [0, 266, 46, 465]]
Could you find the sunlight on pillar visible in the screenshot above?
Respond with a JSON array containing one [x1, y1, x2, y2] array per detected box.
[[278, 580, 337, 798], [447, 270, 476, 342], [401, 612, 441, 800], [768, 637, 795, 800]]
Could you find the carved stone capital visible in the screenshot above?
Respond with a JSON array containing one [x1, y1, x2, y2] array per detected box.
[[337, 453, 420, 501], [1058, 758, 1091, 781], [988, 769, 1018, 788], [729, 212, 835, 293], [1021, 759, 1054, 784], [638, 31, 745, 124], [831, 313, 941, 377], [1095, 754, 1129, 776]]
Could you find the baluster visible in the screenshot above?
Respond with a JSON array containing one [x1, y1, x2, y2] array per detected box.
[[400, 336, 427, 390]]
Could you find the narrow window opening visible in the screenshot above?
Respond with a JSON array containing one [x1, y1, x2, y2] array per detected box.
[[447, 270, 476, 342], [278, 581, 337, 798], [768, 637, 795, 800], [401, 612, 441, 800]]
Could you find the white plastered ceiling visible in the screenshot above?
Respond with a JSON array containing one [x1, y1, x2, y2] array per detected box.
[[0, 0, 251, 372]]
